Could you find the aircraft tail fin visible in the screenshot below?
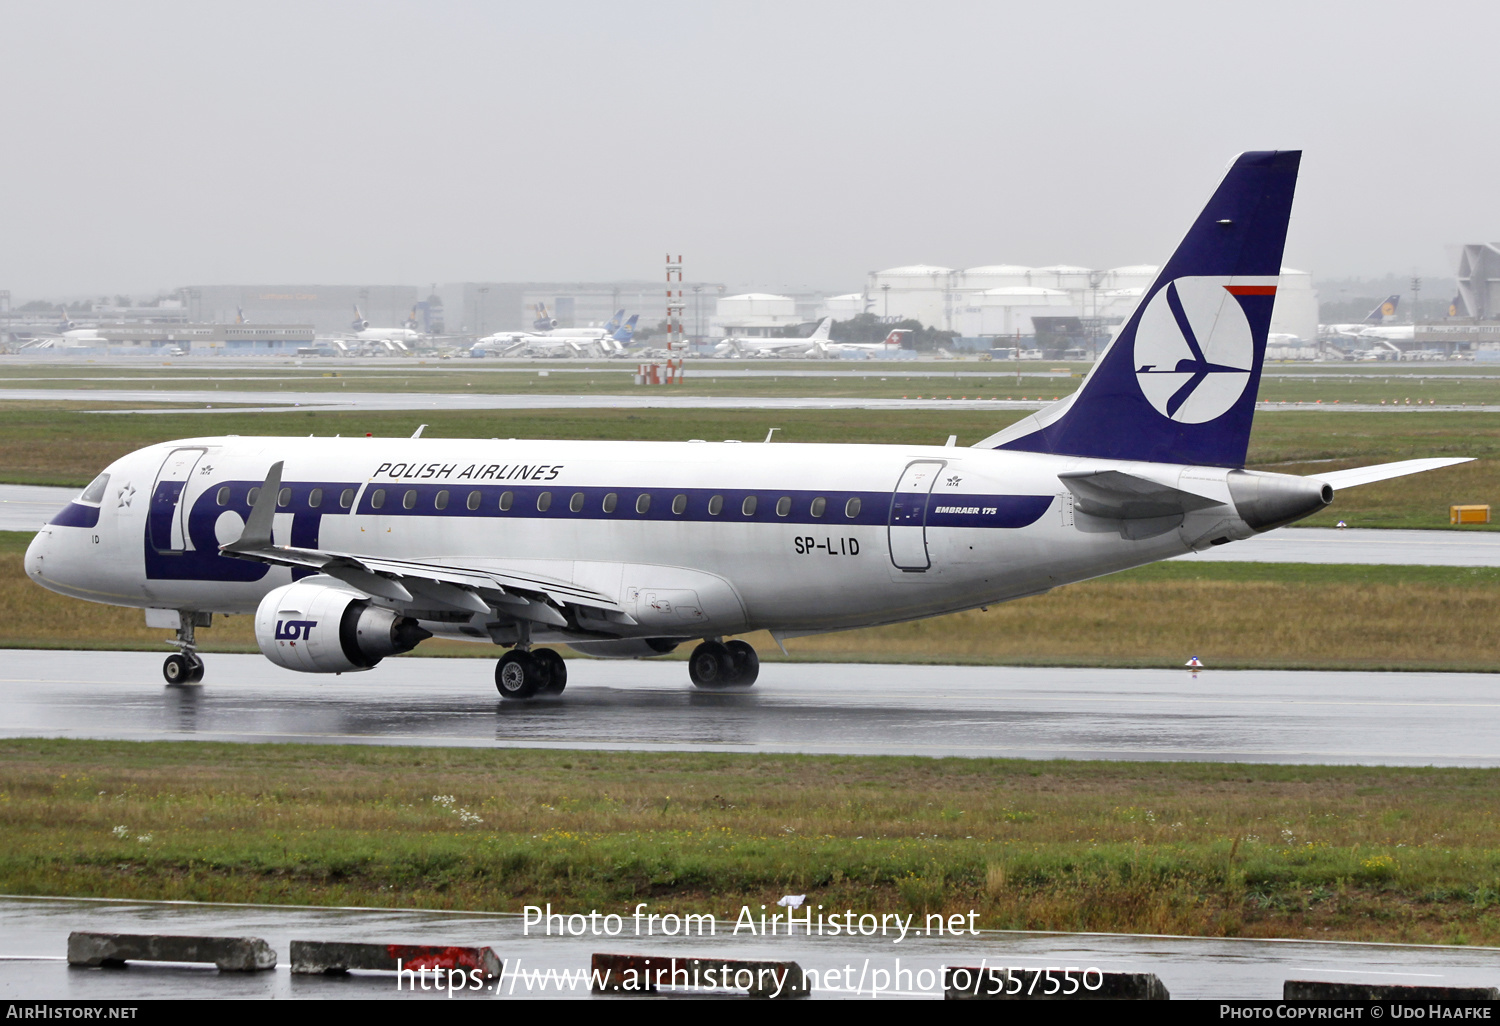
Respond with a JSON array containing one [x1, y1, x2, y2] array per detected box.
[[808, 317, 833, 342], [351, 304, 368, 330], [1449, 292, 1466, 318], [612, 314, 638, 342], [604, 309, 624, 333], [1368, 295, 1400, 323], [235, 306, 246, 325], [976, 150, 1300, 468]]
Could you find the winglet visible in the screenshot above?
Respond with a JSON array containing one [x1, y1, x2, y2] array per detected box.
[[224, 461, 283, 551]]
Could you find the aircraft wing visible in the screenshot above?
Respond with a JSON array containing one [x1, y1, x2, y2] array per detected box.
[[1306, 457, 1473, 490], [221, 463, 634, 627]]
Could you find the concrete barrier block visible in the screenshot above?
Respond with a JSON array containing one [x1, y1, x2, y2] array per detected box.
[[1285, 980, 1500, 1001], [67, 931, 276, 972], [944, 966, 1169, 1000], [591, 953, 809, 998], [290, 940, 502, 977]]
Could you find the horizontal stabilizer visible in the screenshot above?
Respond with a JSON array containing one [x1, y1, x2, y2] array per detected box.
[[1058, 469, 1223, 520], [1309, 457, 1473, 490]]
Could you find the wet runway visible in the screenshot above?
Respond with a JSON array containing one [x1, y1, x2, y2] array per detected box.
[[3, 650, 1497, 765], [1, 896, 1496, 1000]]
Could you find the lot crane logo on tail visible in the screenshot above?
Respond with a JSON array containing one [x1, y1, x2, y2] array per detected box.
[[1133, 277, 1263, 423]]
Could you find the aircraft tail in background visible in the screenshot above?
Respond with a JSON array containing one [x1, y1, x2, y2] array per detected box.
[[1367, 295, 1400, 323], [612, 314, 639, 343], [533, 303, 558, 331], [351, 304, 369, 330], [978, 150, 1300, 469]]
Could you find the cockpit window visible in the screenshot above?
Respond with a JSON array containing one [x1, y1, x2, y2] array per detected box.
[[79, 473, 110, 505]]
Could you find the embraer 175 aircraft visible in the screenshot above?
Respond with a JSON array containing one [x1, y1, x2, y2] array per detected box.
[[25, 152, 1469, 697]]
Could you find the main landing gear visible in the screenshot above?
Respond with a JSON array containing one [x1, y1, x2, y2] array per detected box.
[[495, 647, 568, 700], [688, 639, 759, 689], [163, 615, 205, 685]]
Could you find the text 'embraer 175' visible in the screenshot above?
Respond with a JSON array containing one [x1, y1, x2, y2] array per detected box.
[[25, 152, 1470, 696]]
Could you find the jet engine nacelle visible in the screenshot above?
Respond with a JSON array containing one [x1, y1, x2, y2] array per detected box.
[[254, 578, 431, 673]]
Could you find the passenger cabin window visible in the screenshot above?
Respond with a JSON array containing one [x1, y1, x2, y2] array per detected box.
[[775, 496, 791, 517], [278, 488, 291, 507], [216, 486, 230, 507], [467, 490, 481, 510], [672, 494, 687, 515], [635, 493, 651, 514], [370, 489, 385, 509], [570, 492, 585, 513], [499, 491, 514, 511], [402, 490, 417, 510], [340, 488, 354, 509], [742, 496, 757, 516], [79, 473, 110, 504], [602, 492, 618, 513], [845, 497, 861, 518], [309, 488, 323, 508], [810, 496, 826, 518], [708, 495, 724, 515], [248, 487, 261, 505], [537, 491, 552, 512], [434, 489, 449, 510]]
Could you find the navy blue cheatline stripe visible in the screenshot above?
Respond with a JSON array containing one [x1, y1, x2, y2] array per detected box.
[[333, 482, 1053, 530]]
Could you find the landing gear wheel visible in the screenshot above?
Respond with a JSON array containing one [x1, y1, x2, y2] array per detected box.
[[688, 641, 734, 689], [533, 648, 567, 695], [723, 640, 759, 687], [495, 650, 543, 700], [184, 654, 205, 684], [163, 653, 194, 685]]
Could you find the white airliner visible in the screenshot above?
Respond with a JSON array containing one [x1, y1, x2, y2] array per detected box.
[[471, 314, 637, 358], [345, 304, 421, 346], [819, 328, 909, 358], [25, 151, 1470, 698], [714, 317, 833, 358]]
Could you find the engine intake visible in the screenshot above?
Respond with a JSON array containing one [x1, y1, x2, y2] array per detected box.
[[254, 579, 432, 673]]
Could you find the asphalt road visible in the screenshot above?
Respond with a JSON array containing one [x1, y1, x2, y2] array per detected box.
[[4, 651, 1497, 765], [2, 896, 1496, 1000]]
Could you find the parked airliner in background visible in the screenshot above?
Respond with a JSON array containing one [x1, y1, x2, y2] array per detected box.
[[25, 151, 1469, 699], [1324, 294, 1401, 338], [470, 314, 637, 358], [820, 328, 910, 358], [345, 304, 421, 346], [714, 317, 834, 358]]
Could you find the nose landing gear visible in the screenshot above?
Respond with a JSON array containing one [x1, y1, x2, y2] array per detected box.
[[163, 614, 207, 685]]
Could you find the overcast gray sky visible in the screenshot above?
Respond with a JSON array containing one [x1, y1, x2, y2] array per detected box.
[[1, 0, 1495, 298]]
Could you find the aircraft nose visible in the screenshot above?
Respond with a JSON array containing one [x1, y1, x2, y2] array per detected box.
[[24, 529, 50, 581]]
